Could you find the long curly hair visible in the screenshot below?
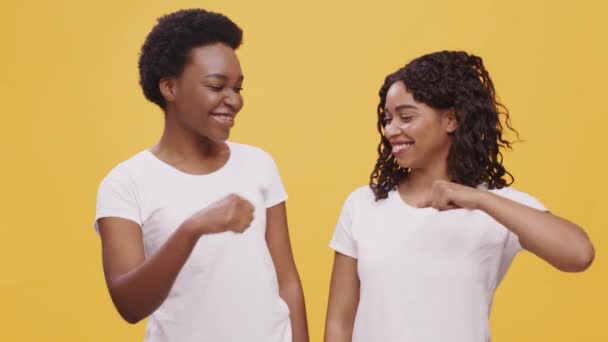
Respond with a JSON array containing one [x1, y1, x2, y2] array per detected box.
[[370, 51, 518, 201]]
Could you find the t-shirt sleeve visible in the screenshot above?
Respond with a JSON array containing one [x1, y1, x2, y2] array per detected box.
[[501, 188, 548, 254], [260, 151, 288, 208], [94, 166, 141, 232], [329, 192, 358, 259], [510, 191, 547, 212]]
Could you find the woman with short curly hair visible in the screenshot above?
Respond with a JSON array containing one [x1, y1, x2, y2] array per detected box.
[[94, 9, 308, 342], [324, 51, 594, 342]]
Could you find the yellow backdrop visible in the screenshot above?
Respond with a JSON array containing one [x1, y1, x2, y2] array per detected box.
[[3, 0, 606, 341]]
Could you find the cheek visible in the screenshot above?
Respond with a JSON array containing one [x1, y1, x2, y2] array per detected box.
[[410, 122, 447, 149], [402, 122, 421, 138], [425, 132, 452, 152], [197, 89, 222, 105], [177, 86, 207, 106]]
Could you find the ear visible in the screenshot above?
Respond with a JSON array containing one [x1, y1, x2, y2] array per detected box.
[[444, 108, 458, 133], [159, 77, 177, 103]]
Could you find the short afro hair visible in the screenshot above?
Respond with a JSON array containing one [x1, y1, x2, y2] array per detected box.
[[138, 9, 243, 109]]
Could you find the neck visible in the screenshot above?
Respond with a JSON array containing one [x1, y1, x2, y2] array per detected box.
[[151, 113, 227, 165], [398, 153, 451, 205], [405, 163, 451, 191]]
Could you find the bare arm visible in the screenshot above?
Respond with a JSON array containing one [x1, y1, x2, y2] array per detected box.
[[98, 217, 199, 323], [424, 181, 595, 272], [478, 191, 594, 272], [324, 252, 359, 342], [265, 202, 309, 342], [98, 194, 254, 323]]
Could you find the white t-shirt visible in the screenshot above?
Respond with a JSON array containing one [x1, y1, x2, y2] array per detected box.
[[95, 142, 291, 342], [330, 185, 546, 342]]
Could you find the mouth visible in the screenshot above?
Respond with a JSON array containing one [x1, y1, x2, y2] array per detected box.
[[390, 141, 414, 156], [210, 112, 236, 127]]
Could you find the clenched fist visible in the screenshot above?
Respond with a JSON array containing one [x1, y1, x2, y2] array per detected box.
[[183, 194, 255, 237], [421, 180, 484, 211]]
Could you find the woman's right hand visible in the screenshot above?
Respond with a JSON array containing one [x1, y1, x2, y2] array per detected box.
[[184, 194, 255, 237], [98, 193, 254, 323]]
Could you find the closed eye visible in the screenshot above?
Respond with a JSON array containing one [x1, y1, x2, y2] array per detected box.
[[207, 85, 224, 91]]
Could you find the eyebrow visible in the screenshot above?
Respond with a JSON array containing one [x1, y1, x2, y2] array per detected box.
[[204, 73, 244, 82], [384, 104, 419, 113]]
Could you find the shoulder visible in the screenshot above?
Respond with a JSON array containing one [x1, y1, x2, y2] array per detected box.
[[228, 142, 281, 176], [100, 151, 149, 185], [228, 141, 274, 162], [490, 186, 530, 200], [489, 186, 546, 210], [350, 185, 376, 200], [343, 185, 377, 208]]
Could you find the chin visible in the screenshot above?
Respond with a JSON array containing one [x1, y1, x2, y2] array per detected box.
[[211, 135, 230, 143], [394, 158, 411, 169], [216, 132, 230, 140], [203, 129, 231, 143]]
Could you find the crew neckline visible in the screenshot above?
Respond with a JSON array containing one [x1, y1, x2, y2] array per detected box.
[[143, 141, 235, 178]]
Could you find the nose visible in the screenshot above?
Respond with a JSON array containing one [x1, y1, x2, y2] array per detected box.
[[223, 89, 243, 111], [384, 120, 400, 138]]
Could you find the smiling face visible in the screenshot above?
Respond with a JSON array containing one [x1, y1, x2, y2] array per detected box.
[[383, 81, 457, 171], [160, 42, 244, 143]]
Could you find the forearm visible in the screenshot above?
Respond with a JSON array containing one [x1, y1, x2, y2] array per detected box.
[[324, 319, 355, 342], [478, 191, 594, 272], [324, 252, 359, 342], [324, 305, 357, 342], [106, 223, 200, 323], [279, 277, 309, 342]]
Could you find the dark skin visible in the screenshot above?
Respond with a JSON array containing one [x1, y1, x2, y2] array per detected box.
[[324, 81, 594, 341], [98, 43, 309, 342]]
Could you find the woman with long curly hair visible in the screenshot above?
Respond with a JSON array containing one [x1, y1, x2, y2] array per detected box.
[[324, 51, 594, 342]]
